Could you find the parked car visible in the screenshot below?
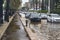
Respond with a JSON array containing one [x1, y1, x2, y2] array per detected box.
[[41, 13, 47, 19], [29, 13, 41, 22], [19, 13, 25, 17], [25, 13, 31, 19], [47, 14, 60, 22]]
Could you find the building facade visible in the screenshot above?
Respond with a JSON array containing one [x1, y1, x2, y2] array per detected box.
[[29, 0, 42, 10], [24, 2, 30, 9], [29, 0, 48, 10]]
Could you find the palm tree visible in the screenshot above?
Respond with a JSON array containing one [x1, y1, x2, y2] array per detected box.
[[0, 0, 4, 24], [53, 0, 60, 14], [42, 0, 45, 10]]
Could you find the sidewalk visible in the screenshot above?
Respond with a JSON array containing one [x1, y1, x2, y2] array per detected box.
[[10, 14, 29, 40], [0, 14, 16, 39]]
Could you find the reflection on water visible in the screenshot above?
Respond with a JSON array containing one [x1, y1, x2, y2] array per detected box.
[[47, 22, 60, 28], [30, 20, 60, 40], [2, 15, 29, 40]]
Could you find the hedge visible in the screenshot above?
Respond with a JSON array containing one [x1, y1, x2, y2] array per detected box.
[[37, 10, 48, 13], [29, 10, 48, 13]]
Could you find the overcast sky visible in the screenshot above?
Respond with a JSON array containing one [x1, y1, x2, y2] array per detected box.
[[22, 0, 29, 6]]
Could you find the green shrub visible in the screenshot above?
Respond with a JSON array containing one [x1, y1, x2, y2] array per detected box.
[[29, 10, 37, 12], [37, 10, 48, 13]]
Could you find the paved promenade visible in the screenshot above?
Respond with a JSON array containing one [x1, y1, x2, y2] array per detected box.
[[0, 14, 16, 39]]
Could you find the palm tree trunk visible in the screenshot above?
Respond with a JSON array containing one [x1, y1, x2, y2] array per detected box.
[[5, 0, 10, 22], [0, 0, 3, 24], [42, 0, 44, 10]]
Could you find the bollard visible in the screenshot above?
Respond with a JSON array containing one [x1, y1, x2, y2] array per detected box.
[[26, 19, 28, 27]]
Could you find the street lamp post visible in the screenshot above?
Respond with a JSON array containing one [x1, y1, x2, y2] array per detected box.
[[48, 0, 50, 14], [5, 0, 10, 22], [39, 0, 40, 10], [0, 0, 3, 24]]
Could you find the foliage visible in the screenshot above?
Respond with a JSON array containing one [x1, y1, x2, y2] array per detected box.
[[3, 0, 21, 10], [32, 0, 39, 3], [29, 10, 48, 13], [53, 1, 60, 14], [29, 10, 37, 12], [10, 0, 21, 10]]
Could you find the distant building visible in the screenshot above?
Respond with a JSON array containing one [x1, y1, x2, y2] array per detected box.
[[23, 2, 30, 11], [29, 0, 42, 10], [24, 2, 30, 9]]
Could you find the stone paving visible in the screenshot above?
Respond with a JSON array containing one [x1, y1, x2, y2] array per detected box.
[[0, 14, 15, 39]]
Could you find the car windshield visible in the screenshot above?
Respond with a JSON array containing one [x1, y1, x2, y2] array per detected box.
[[31, 13, 40, 18]]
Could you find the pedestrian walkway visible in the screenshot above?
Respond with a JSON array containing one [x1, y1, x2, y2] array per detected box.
[[0, 14, 16, 39], [16, 14, 29, 40], [6, 14, 29, 40]]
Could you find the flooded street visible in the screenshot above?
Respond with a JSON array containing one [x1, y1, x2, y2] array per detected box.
[[30, 20, 48, 40], [47, 22, 60, 29], [2, 15, 29, 40], [47, 22, 60, 40], [2, 16, 60, 40], [0, 0, 60, 40], [30, 20, 60, 40]]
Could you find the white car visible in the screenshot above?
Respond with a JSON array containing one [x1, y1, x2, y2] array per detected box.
[[19, 13, 25, 17], [47, 14, 60, 22]]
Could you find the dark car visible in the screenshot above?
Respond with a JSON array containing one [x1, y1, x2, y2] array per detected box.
[[29, 13, 41, 22], [41, 13, 47, 19]]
